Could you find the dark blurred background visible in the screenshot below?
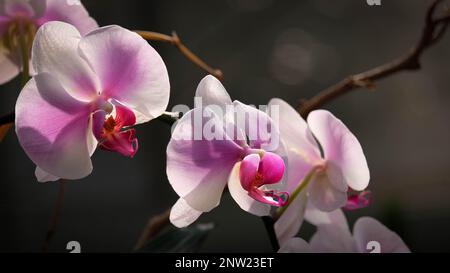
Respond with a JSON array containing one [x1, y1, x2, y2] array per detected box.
[[1, 0, 450, 252]]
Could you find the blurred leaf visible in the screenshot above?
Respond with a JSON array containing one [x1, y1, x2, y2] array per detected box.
[[0, 123, 12, 142], [137, 223, 214, 253]]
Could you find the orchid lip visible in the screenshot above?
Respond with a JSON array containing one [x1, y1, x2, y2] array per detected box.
[[239, 152, 287, 207], [93, 104, 138, 158], [249, 188, 289, 207]]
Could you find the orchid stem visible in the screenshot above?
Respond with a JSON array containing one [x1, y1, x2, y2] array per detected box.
[[274, 167, 318, 220], [18, 22, 30, 87], [42, 181, 66, 253]]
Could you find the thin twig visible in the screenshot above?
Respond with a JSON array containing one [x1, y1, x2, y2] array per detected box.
[[135, 30, 224, 81], [42, 181, 66, 252], [298, 0, 450, 117], [133, 208, 171, 251]]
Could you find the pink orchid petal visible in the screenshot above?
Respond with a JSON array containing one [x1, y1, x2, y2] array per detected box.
[[239, 154, 260, 191], [325, 160, 347, 192], [79, 25, 170, 120], [195, 75, 232, 113], [353, 217, 410, 253], [278, 238, 311, 253], [344, 191, 372, 210], [195, 75, 246, 145], [306, 207, 356, 252], [15, 73, 93, 180], [275, 190, 307, 247], [310, 223, 356, 253], [268, 99, 322, 192], [227, 162, 271, 216], [233, 100, 280, 152], [35, 166, 59, 183], [167, 108, 243, 212], [258, 152, 285, 184], [37, 0, 97, 36], [92, 110, 106, 140], [307, 110, 370, 191], [86, 112, 98, 156], [304, 206, 349, 231], [170, 198, 203, 228], [32, 21, 100, 102], [308, 171, 347, 212]]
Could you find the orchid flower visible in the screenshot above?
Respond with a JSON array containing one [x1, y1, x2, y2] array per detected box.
[[267, 98, 370, 245], [279, 209, 410, 253], [167, 75, 289, 228], [0, 0, 97, 84], [15, 21, 170, 182]]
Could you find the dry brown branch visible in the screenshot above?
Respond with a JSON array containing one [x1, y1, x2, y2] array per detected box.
[[298, 0, 450, 117], [135, 30, 223, 80]]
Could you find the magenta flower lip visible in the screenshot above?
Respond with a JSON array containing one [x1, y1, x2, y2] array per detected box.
[[240, 152, 288, 207], [93, 104, 138, 158]]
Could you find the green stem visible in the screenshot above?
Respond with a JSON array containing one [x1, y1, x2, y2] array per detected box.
[[18, 22, 30, 87], [275, 166, 318, 219]]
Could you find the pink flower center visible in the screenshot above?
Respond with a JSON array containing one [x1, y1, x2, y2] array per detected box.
[[93, 105, 138, 158], [239, 152, 289, 207]]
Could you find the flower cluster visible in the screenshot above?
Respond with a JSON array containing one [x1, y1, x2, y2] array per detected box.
[[3, 0, 410, 253]]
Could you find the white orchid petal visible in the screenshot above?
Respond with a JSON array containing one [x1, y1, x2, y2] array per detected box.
[[170, 198, 203, 228], [278, 237, 311, 253], [79, 25, 170, 120], [353, 217, 411, 253], [32, 21, 100, 102], [307, 110, 370, 191]]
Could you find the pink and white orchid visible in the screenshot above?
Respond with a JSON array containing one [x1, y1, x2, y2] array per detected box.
[[167, 75, 289, 228], [15, 21, 170, 182], [279, 209, 410, 253], [0, 0, 97, 84], [268, 98, 370, 245]]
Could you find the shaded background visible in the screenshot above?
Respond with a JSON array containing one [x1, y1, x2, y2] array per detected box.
[[1, 0, 449, 252]]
